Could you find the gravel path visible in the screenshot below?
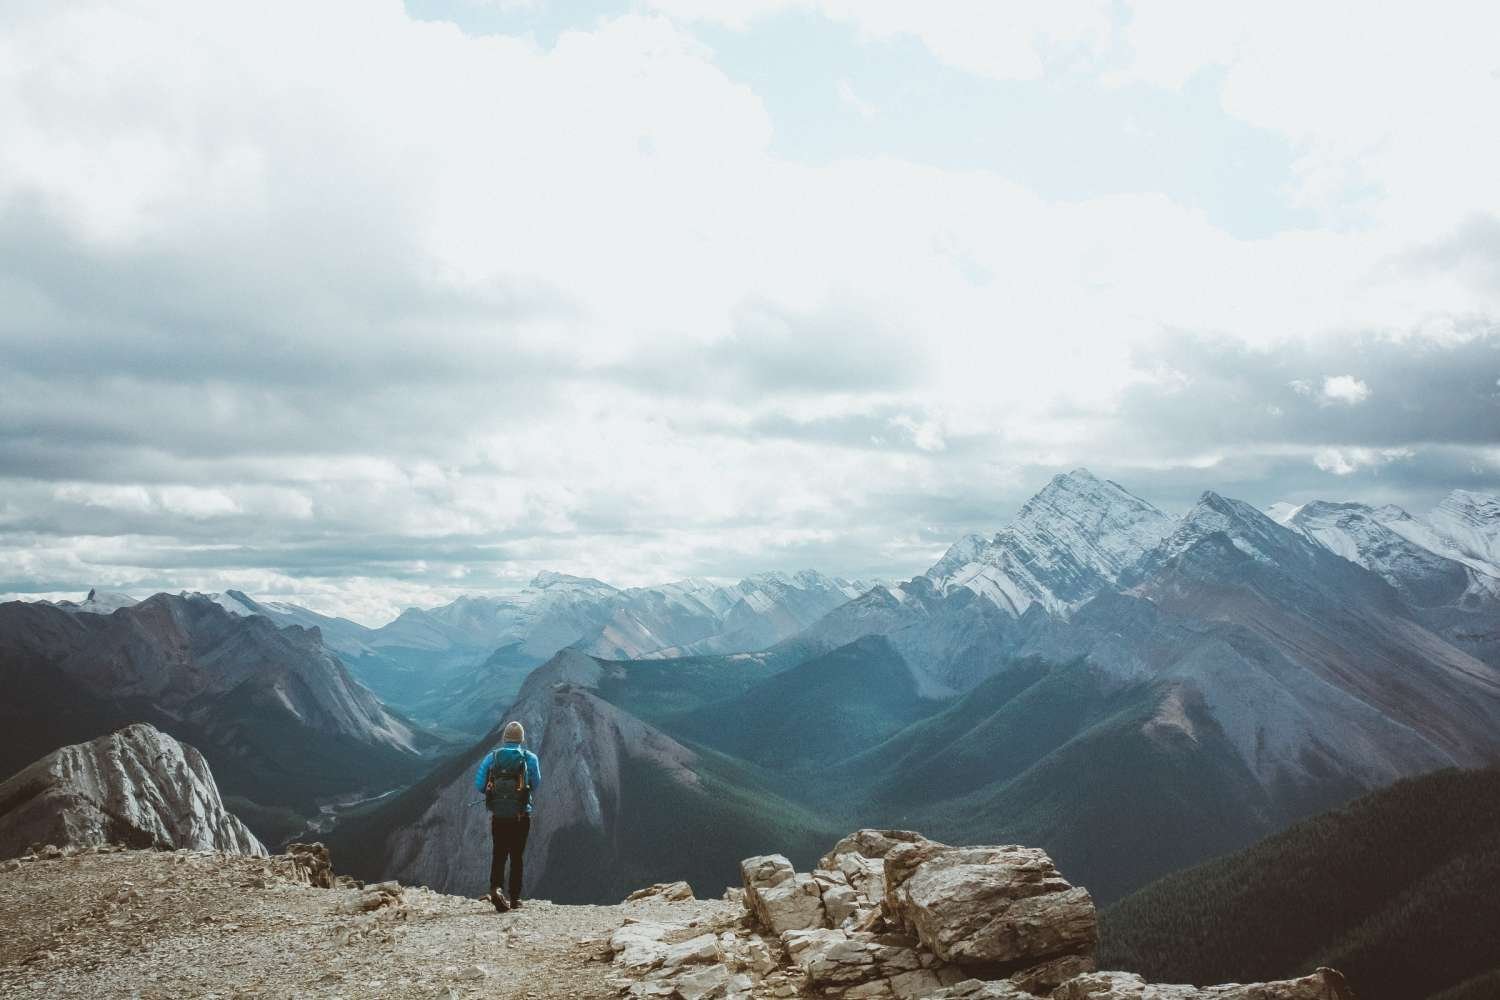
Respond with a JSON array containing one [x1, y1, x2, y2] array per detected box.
[[0, 848, 738, 999]]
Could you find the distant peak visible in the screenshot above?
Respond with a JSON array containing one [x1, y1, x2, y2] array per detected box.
[[1264, 501, 1304, 525], [1438, 489, 1499, 512], [529, 571, 615, 591]]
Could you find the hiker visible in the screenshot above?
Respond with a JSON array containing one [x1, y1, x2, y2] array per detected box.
[[473, 720, 542, 912]]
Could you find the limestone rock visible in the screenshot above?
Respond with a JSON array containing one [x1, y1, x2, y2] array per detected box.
[[1052, 968, 1355, 1000], [923, 979, 1035, 999], [662, 933, 720, 970], [672, 963, 731, 1000], [0, 725, 264, 859], [1009, 953, 1097, 994], [888, 844, 1097, 966], [819, 829, 930, 869], [285, 842, 335, 889], [740, 854, 826, 934], [782, 927, 964, 996], [609, 921, 675, 971], [626, 881, 696, 903], [880, 836, 955, 897]]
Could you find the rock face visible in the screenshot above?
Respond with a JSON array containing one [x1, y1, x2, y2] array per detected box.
[[1050, 968, 1353, 999], [741, 854, 828, 934], [0, 724, 265, 858], [285, 842, 336, 888], [624, 881, 696, 903], [622, 829, 1354, 1000], [886, 844, 1097, 966]]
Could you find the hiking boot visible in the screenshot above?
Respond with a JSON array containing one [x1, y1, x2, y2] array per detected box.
[[509, 898, 523, 910], [489, 889, 510, 913]]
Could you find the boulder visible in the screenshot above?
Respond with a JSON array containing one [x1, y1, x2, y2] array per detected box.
[[814, 869, 861, 926], [1052, 968, 1355, 1000], [625, 881, 696, 903], [609, 921, 675, 971], [782, 927, 964, 997], [740, 854, 826, 934], [285, 842, 335, 889], [1010, 953, 1097, 994], [662, 933, 721, 970], [887, 845, 1097, 967], [819, 830, 930, 869], [922, 980, 1036, 999]]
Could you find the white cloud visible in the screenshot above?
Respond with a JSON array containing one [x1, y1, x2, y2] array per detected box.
[[1319, 375, 1371, 406], [0, 1, 1497, 615], [835, 79, 878, 119], [1116, 1, 1500, 231], [1314, 446, 1412, 476], [648, 0, 1115, 80]]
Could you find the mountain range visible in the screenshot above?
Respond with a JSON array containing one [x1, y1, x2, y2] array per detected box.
[[0, 592, 435, 839], [152, 570, 877, 735], [325, 468, 1500, 907], [8, 467, 1499, 912]]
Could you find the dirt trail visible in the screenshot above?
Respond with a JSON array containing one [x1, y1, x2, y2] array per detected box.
[[0, 848, 737, 999]]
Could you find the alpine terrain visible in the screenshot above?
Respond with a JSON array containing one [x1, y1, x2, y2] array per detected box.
[[0, 723, 265, 859]]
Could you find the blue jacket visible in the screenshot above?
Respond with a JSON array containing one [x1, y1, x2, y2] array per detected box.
[[474, 741, 542, 813]]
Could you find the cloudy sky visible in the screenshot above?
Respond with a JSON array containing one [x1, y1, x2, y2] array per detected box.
[[2, 0, 1498, 623]]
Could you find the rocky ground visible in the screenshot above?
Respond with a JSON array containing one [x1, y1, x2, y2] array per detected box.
[[1, 831, 1355, 1000], [0, 846, 737, 999]]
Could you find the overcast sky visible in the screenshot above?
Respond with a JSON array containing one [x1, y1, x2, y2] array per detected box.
[[2, 1, 1498, 624]]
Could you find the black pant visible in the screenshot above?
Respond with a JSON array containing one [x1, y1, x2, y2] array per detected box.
[[489, 814, 530, 900]]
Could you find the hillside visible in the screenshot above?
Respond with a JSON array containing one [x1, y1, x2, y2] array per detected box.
[[0, 723, 263, 858], [663, 635, 944, 768], [0, 825, 1360, 1000], [328, 650, 838, 902], [0, 595, 436, 832], [1099, 767, 1500, 1000]]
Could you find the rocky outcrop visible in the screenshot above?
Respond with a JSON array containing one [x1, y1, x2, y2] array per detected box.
[[741, 854, 828, 934], [0, 724, 265, 858], [1050, 969, 1353, 999], [609, 829, 1356, 1000], [886, 844, 1097, 967], [625, 881, 696, 903], [286, 842, 336, 888]]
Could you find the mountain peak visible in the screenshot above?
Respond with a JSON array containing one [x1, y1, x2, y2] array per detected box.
[[1056, 466, 1102, 485], [927, 471, 1174, 616], [1264, 501, 1304, 525], [529, 571, 616, 592], [0, 723, 265, 858]]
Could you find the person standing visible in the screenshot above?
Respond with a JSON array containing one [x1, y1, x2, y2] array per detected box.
[[473, 720, 542, 912]]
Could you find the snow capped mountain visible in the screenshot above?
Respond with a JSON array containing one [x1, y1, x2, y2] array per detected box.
[[926, 468, 1175, 617], [0, 723, 264, 858], [1285, 501, 1480, 608], [45, 588, 139, 614], [1420, 489, 1500, 575], [1264, 501, 1303, 525], [1136, 490, 1329, 577]]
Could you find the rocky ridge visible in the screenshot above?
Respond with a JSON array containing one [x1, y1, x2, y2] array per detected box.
[[595, 828, 1353, 1000], [0, 724, 265, 859], [0, 827, 1356, 1000]]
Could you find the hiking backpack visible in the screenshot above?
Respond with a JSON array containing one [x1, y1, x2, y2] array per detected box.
[[484, 746, 530, 819]]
